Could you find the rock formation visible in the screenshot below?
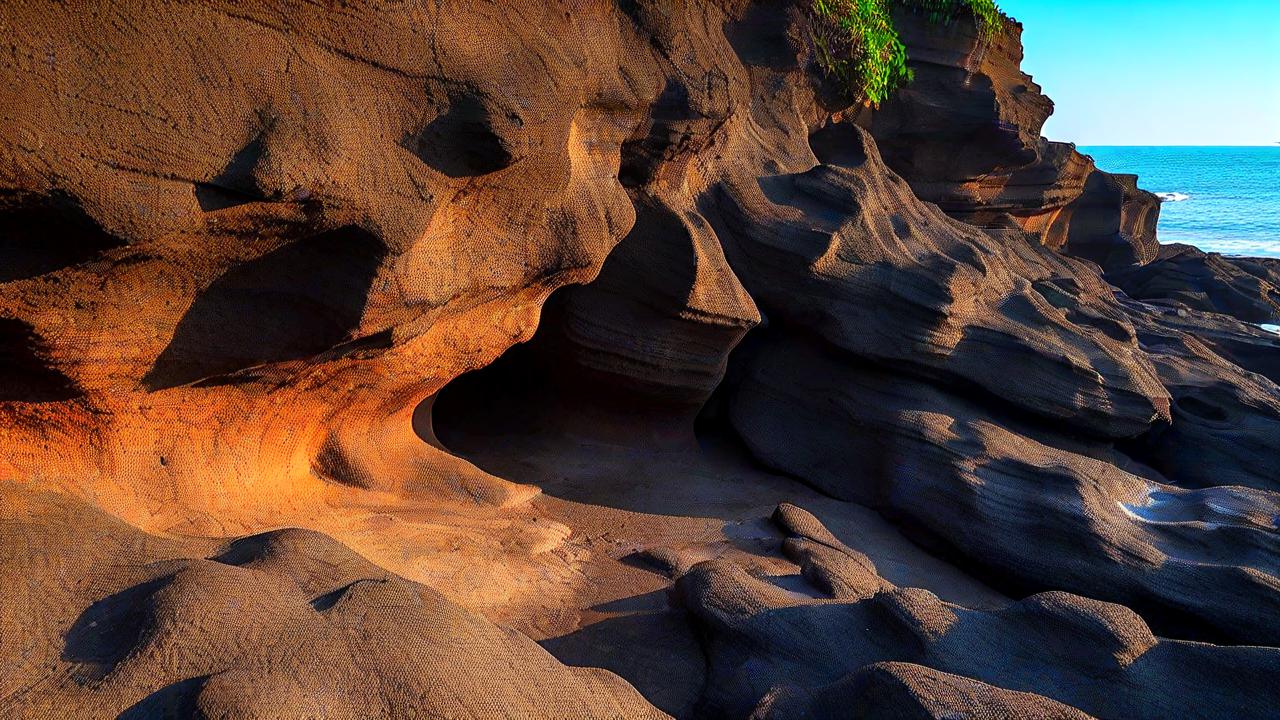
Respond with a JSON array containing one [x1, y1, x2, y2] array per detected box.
[[857, 9, 1162, 272], [1, 1, 1277, 718], [678, 504, 1278, 720], [1110, 243, 1280, 322]]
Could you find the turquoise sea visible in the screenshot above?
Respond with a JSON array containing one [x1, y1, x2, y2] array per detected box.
[[1079, 146, 1280, 258]]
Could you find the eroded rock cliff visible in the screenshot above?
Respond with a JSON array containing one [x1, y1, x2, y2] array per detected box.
[[859, 9, 1162, 270], [1, 1, 1277, 718]]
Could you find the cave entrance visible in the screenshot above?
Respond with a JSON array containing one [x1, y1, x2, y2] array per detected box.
[[430, 285, 712, 456], [427, 279, 794, 518]]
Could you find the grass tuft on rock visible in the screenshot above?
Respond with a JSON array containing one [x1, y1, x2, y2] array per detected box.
[[805, 0, 1003, 106]]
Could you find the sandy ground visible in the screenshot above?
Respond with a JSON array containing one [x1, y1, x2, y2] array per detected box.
[[440, 409, 1007, 717]]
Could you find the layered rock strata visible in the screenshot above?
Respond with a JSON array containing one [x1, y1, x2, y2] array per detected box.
[[1, 1, 1277, 718], [860, 9, 1161, 270]]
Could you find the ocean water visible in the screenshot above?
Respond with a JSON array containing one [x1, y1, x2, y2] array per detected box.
[[1078, 146, 1280, 258]]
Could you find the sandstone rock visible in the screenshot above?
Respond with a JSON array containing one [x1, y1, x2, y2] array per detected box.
[[0, 1, 1277, 717], [861, 11, 1159, 269], [1110, 243, 1280, 323], [729, 334, 1280, 645], [750, 662, 1097, 720], [0, 485, 670, 720], [711, 121, 1169, 438], [1117, 300, 1280, 493], [1060, 169, 1162, 269], [676, 505, 1280, 720]]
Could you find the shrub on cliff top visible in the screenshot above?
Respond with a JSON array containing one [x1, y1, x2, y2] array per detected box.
[[902, 0, 1003, 39], [806, 0, 1003, 106], [806, 0, 911, 106]]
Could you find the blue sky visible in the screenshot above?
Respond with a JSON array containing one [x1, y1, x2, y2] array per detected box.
[[997, 0, 1280, 145]]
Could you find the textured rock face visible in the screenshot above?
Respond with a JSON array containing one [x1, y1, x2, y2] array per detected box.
[[730, 336, 1280, 645], [860, 11, 1161, 270], [0, 485, 670, 720], [2, 2, 1278, 718], [0, 0, 657, 517], [751, 662, 1098, 720], [1110, 243, 1280, 322], [716, 124, 1169, 439], [676, 505, 1279, 720], [1059, 169, 1162, 268]]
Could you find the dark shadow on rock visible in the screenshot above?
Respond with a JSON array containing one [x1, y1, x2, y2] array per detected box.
[[63, 576, 173, 684], [540, 609, 706, 720], [310, 578, 386, 611], [0, 317, 82, 402], [588, 589, 671, 614], [142, 226, 386, 390], [724, 1, 799, 71], [404, 94, 517, 178], [116, 675, 210, 720], [618, 79, 719, 188], [0, 191, 127, 282], [210, 532, 276, 567], [194, 134, 268, 211]]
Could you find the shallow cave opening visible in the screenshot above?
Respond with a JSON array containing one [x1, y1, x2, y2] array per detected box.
[[403, 94, 519, 178], [432, 269, 778, 471], [0, 192, 128, 283], [427, 277, 786, 513], [143, 225, 387, 390], [431, 286, 715, 455], [425, 336, 547, 454]]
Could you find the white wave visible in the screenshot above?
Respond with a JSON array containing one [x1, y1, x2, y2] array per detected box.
[[1155, 191, 1190, 202]]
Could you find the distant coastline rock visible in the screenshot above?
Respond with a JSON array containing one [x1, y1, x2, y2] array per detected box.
[[858, 10, 1161, 272], [1109, 242, 1280, 323]]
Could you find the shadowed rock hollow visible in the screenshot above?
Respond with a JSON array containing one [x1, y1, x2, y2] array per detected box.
[[1, 1, 1277, 718]]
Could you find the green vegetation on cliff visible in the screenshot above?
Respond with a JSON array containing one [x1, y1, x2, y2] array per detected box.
[[906, 0, 1003, 38], [806, 0, 1003, 105]]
